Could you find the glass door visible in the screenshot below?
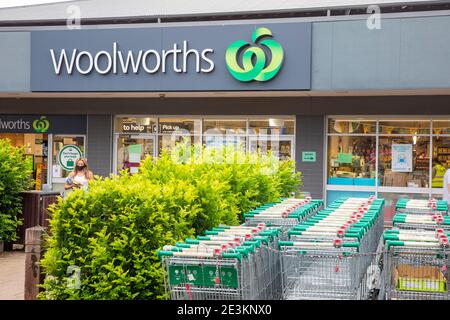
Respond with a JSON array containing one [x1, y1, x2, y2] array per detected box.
[[116, 134, 155, 174], [51, 135, 86, 192]]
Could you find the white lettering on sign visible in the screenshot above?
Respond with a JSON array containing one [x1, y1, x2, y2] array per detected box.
[[50, 41, 215, 76], [0, 118, 31, 130]]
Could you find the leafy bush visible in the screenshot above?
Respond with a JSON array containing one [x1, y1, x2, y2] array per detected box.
[[0, 139, 32, 242], [40, 143, 301, 299]]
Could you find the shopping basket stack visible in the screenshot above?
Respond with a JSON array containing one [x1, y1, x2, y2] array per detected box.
[[158, 223, 284, 300], [244, 197, 323, 239], [279, 196, 385, 300], [382, 197, 450, 300]]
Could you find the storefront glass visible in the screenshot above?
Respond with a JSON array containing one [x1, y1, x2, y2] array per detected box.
[[327, 135, 376, 185], [379, 120, 430, 135], [115, 117, 156, 134], [328, 119, 376, 134], [114, 116, 296, 174], [326, 117, 450, 205], [117, 135, 155, 174], [0, 133, 49, 190], [203, 119, 247, 135], [249, 118, 295, 160], [378, 135, 430, 188], [432, 135, 450, 188], [249, 118, 295, 135], [52, 135, 85, 181]]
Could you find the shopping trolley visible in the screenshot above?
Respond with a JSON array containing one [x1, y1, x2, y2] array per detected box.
[[392, 213, 450, 231], [159, 225, 283, 300], [279, 196, 385, 300], [383, 237, 450, 300], [396, 198, 448, 215], [279, 240, 376, 300], [244, 198, 323, 239]]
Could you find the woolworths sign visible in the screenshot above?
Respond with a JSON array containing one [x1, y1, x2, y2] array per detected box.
[[31, 22, 311, 91], [0, 116, 49, 133], [0, 115, 87, 134], [50, 40, 215, 76]]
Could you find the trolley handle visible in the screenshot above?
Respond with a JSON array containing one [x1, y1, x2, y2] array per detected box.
[[157, 250, 174, 258], [253, 236, 270, 245], [175, 242, 191, 248], [185, 239, 200, 244], [243, 240, 261, 248]]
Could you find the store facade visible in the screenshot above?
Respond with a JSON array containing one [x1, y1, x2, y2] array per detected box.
[[2, 10, 450, 217]]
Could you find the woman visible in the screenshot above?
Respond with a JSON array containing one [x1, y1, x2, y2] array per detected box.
[[64, 158, 94, 191]]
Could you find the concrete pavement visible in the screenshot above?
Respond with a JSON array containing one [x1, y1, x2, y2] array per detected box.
[[0, 251, 25, 300]]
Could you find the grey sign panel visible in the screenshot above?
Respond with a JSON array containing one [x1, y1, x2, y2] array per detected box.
[[0, 115, 86, 134], [0, 32, 30, 92], [31, 22, 311, 92]]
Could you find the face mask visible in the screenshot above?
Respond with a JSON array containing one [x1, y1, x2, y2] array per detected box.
[[76, 165, 85, 171]]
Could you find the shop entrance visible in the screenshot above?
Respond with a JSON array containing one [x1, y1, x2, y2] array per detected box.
[[50, 135, 86, 192], [0, 115, 88, 192], [0, 133, 49, 190]]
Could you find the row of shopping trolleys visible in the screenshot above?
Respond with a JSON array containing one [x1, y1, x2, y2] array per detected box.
[[158, 197, 323, 300], [381, 198, 450, 300], [278, 196, 385, 300]]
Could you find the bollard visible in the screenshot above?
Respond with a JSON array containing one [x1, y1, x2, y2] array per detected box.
[[24, 226, 46, 300]]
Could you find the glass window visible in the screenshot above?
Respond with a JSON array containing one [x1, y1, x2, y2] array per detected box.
[[432, 136, 450, 188], [158, 135, 201, 155], [249, 136, 294, 160], [328, 119, 376, 134], [203, 119, 247, 135], [1, 133, 49, 190], [379, 120, 430, 135], [432, 121, 450, 135], [378, 136, 430, 187], [249, 118, 294, 135], [203, 133, 246, 152], [115, 117, 156, 134], [327, 136, 376, 185], [159, 118, 201, 134], [116, 135, 154, 174]]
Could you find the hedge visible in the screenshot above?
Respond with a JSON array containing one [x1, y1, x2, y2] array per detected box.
[[40, 144, 301, 299], [0, 139, 32, 242]]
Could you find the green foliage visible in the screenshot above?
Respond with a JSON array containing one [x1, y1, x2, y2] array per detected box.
[[0, 139, 32, 242], [40, 143, 301, 299]]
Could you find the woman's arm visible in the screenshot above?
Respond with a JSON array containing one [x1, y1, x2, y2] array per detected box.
[[64, 173, 74, 190]]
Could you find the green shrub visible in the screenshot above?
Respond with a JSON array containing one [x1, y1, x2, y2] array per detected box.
[[40, 143, 301, 299], [0, 139, 32, 242]]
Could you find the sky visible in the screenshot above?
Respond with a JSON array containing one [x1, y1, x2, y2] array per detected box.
[[0, 0, 74, 9]]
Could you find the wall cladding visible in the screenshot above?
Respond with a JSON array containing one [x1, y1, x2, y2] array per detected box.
[[312, 15, 450, 90], [0, 32, 30, 92], [87, 114, 112, 177], [295, 115, 324, 199]]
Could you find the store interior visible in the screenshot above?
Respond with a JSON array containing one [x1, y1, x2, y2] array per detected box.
[[327, 119, 450, 189], [0, 133, 48, 190]]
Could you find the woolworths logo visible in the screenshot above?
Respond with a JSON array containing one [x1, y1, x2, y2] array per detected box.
[[33, 116, 50, 133], [225, 27, 284, 82]]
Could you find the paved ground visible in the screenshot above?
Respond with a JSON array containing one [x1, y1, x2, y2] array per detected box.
[[0, 251, 25, 300]]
